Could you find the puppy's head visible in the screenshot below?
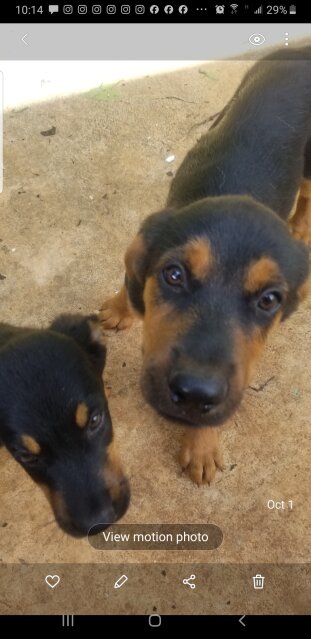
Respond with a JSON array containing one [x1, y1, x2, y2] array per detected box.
[[125, 195, 309, 426], [0, 314, 130, 537]]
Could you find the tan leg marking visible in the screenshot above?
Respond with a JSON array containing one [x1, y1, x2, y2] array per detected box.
[[99, 285, 136, 331], [99, 233, 147, 330], [289, 178, 311, 247], [179, 427, 224, 486]]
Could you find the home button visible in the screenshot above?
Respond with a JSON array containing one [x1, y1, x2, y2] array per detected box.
[[148, 614, 161, 627]]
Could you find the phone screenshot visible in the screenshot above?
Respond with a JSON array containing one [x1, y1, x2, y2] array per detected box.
[[0, 2, 310, 629]]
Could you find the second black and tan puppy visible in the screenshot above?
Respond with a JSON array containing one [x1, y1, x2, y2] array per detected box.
[[0, 314, 130, 536], [100, 47, 311, 484]]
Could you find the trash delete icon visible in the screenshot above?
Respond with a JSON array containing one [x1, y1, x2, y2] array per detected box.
[[253, 573, 265, 589]]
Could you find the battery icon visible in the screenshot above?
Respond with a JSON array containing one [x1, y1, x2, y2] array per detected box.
[[289, 5, 296, 13]]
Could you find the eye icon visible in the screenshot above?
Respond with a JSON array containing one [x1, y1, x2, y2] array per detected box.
[[249, 33, 266, 46]]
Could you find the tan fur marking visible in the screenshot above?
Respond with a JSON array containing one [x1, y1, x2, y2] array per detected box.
[[142, 276, 193, 363], [299, 177, 311, 199], [244, 257, 282, 294], [179, 427, 224, 485], [75, 402, 89, 428], [99, 233, 146, 331], [297, 279, 310, 302], [234, 316, 281, 388], [288, 188, 301, 219], [38, 483, 52, 504], [183, 237, 213, 281], [103, 440, 125, 501], [235, 326, 266, 387], [21, 435, 41, 455], [38, 485, 71, 528], [289, 178, 311, 247], [50, 490, 68, 519]]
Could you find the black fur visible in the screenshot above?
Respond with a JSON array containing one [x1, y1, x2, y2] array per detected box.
[[168, 47, 311, 213], [124, 46, 311, 427], [0, 314, 130, 536]]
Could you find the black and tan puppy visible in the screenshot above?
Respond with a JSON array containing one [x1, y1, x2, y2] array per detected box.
[[100, 47, 311, 484], [0, 314, 130, 536]]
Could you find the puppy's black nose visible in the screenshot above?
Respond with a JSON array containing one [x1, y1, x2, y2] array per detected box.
[[169, 372, 228, 412]]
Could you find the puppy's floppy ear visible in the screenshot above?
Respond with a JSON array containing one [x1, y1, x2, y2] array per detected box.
[[282, 237, 309, 319], [125, 208, 173, 314], [50, 314, 106, 373]]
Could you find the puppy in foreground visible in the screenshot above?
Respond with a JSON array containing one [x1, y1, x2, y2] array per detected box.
[[0, 314, 130, 536], [100, 47, 311, 484]]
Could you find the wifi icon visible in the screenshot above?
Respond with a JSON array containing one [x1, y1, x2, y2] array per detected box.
[[230, 3, 238, 13]]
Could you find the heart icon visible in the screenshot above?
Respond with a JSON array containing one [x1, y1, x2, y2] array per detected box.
[[45, 574, 60, 589]]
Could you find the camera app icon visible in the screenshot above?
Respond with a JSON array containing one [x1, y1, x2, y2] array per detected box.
[[106, 4, 116, 13], [135, 4, 145, 13], [92, 5, 102, 13], [63, 4, 73, 13], [121, 4, 131, 13], [78, 4, 87, 14]]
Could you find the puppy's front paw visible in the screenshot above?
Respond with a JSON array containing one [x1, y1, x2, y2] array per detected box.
[[99, 286, 134, 331], [179, 428, 224, 485]]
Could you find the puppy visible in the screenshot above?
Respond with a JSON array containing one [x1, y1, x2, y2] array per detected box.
[[0, 314, 130, 536], [100, 47, 311, 484]]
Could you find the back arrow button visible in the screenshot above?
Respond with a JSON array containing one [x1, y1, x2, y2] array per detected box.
[[239, 615, 246, 627], [21, 34, 29, 46]]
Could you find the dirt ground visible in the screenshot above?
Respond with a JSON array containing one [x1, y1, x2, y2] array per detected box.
[[0, 59, 310, 614]]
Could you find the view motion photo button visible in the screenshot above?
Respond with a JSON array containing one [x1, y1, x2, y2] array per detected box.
[[88, 524, 223, 550]]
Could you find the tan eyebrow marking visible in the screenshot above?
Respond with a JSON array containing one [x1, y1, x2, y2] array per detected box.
[[21, 435, 41, 455], [182, 237, 214, 281], [244, 257, 282, 293], [75, 402, 89, 428]]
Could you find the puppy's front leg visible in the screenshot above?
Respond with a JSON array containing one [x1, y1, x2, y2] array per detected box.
[[99, 284, 136, 331], [289, 178, 311, 247], [179, 427, 224, 485]]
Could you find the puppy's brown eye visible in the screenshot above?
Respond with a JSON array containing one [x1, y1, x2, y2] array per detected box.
[[89, 412, 104, 432], [163, 265, 184, 287], [257, 290, 282, 313]]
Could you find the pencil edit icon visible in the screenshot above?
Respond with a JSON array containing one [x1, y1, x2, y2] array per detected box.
[[114, 574, 128, 589]]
